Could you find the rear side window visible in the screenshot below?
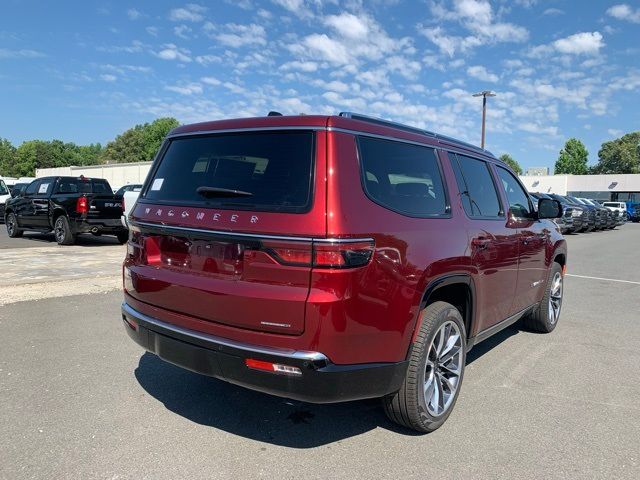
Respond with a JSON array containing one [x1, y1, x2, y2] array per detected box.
[[144, 131, 314, 213], [358, 137, 448, 216], [450, 155, 502, 218]]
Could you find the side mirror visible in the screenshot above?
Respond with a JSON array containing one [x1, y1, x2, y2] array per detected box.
[[538, 198, 562, 219]]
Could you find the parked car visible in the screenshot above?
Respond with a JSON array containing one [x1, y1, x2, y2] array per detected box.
[[120, 113, 567, 433], [4, 176, 128, 245], [629, 204, 640, 222], [602, 202, 628, 218], [10, 182, 29, 198], [530, 192, 573, 233], [115, 184, 144, 198], [547, 193, 586, 232], [0, 179, 10, 220], [563, 196, 597, 231], [120, 188, 141, 229], [580, 198, 615, 229]]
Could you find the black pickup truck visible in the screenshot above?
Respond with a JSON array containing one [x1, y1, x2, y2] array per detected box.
[[4, 176, 128, 245]]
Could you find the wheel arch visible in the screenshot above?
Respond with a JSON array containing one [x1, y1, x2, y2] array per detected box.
[[409, 274, 476, 356]]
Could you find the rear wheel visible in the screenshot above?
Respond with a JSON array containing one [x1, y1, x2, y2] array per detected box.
[[6, 213, 23, 238], [523, 263, 563, 333], [54, 216, 76, 245], [116, 230, 129, 244], [383, 301, 466, 433]]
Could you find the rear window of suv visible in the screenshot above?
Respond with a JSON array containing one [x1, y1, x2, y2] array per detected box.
[[143, 131, 314, 213]]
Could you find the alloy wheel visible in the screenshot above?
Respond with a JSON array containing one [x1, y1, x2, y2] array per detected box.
[[548, 272, 563, 325], [55, 218, 65, 243], [424, 320, 463, 417], [7, 215, 16, 235]]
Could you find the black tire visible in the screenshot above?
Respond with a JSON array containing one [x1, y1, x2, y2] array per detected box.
[[5, 212, 23, 238], [522, 263, 563, 333], [54, 215, 76, 245], [116, 230, 129, 244], [383, 301, 466, 433]]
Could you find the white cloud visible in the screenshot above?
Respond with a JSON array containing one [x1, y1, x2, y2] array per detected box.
[[100, 74, 117, 82], [280, 60, 319, 72], [607, 128, 624, 137], [301, 34, 351, 64], [127, 8, 143, 20], [271, 0, 312, 18], [165, 83, 203, 95], [0, 48, 45, 59], [324, 13, 370, 39], [518, 122, 558, 136], [553, 32, 604, 56], [195, 54, 221, 65], [422, 0, 528, 56], [169, 4, 207, 22], [543, 8, 564, 16], [606, 4, 640, 23], [174, 25, 192, 39], [146, 26, 159, 36], [215, 23, 267, 47], [201, 76, 221, 86], [223, 81, 245, 94], [467, 65, 498, 82], [154, 44, 192, 62]]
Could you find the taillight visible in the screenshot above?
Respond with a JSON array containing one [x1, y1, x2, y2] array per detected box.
[[121, 197, 125, 212], [262, 239, 374, 269], [245, 358, 302, 376], [76, 196, 88, 214]]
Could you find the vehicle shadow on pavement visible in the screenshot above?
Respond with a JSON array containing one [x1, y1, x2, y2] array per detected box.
[[134, 324, 521, 447], [13, 232, 120, 247], [134, 352, 419, 447]]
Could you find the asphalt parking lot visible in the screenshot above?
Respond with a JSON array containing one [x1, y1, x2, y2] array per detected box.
[[1, 225, 639, 479]]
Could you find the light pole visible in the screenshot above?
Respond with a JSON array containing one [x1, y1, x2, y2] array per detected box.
[[472, 90, 496, 149]]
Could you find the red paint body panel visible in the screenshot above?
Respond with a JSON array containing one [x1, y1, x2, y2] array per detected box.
[[124, 115, 566, 365]]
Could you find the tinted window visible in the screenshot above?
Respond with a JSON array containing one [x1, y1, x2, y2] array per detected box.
[[358, 137, 448, 216], [450, 155, 502, 218], [496, 166, 532, 218], [144, 132, 314, 213], [55, 178, 112, 195], [25, 180, 40, 195], [0, 180, 8, 196]]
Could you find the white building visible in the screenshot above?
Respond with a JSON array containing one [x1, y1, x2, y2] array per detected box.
[[36, 162, 153, 190], [519, 173, 640, 202]]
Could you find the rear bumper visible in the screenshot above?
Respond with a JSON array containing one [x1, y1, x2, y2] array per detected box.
[[73, 218, 126, 234], [121, 302, 407, 403]]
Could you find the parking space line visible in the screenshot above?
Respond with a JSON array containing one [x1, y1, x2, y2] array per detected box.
[[565, 274, 640, 285]]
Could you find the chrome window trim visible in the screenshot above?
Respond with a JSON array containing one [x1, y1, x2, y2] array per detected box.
[[122, 302, 329, 362], [130, 220, 374, 244]]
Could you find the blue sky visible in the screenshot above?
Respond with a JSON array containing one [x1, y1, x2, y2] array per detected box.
[[1, 0, 639, 170]]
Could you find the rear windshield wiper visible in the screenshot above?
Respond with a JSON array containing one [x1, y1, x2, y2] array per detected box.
[[196, 186, 253, 198]]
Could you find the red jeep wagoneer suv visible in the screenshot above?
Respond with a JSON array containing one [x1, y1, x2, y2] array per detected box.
[[121, 112, 566, 432]]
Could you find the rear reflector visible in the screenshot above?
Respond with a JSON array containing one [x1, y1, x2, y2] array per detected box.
[[245, 358, 302, 376]]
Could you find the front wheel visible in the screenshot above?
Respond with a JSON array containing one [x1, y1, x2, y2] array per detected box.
[[383, 301, 466, 433], [54, 216, 76, 245], [6, 213, 23, 238]]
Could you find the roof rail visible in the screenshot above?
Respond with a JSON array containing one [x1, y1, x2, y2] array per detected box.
[[339, 112, 436, 138], [338, 111, 494, 158]]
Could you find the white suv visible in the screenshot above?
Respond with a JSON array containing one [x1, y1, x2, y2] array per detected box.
[[602, 201, 627, 221]]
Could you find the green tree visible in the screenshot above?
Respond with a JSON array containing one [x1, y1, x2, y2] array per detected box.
[[591, 131, 640, 174], [554, 138, 588, 175], [100, 117, 179, 164], [0, 138, 17, 176], [498, 153, 522, 175]]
